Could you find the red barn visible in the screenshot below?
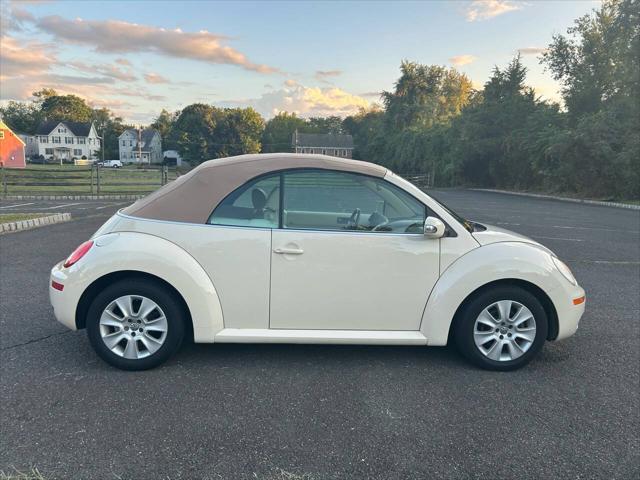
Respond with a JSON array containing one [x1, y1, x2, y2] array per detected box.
[[0, 119, 26, 169]]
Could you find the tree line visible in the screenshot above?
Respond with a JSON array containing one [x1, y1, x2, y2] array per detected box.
[[1, 0, 636, 199]]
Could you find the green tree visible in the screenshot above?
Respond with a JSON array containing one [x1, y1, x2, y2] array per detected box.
[[0, 101, 42, 133], [541, 0, 639, 198], [170, 104, 218, 162], [382, 62, 473, 130], [151, 109, 179, 150], [40, 93, 93, 123], [92, 108, 128, 160], [542, 0, 639, 117], [212, 107, 265, 157], [261, 112, 307, 153]]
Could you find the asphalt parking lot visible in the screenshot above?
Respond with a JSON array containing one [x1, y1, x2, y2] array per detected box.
[[1, 190, 638, 479], [0, 199, 132, 220]]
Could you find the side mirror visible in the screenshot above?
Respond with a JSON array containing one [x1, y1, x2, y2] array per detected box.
[[424, 216, 446, 239]]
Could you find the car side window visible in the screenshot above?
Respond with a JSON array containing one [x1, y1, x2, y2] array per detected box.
[[208, 174, 280, 228], [282, 170, 426, 234]]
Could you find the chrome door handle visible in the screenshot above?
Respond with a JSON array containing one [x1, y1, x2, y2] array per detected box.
[[273, 247, 304, 255]]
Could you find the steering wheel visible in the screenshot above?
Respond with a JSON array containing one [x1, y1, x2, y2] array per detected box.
[[347, 208, 361, 229]]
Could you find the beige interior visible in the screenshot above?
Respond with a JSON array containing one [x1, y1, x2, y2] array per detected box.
[[122, 153, 388, 224]]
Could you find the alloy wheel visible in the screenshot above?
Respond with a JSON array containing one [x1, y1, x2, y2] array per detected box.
[[98, 295, 168, 359], [473, 300, 537, 362]]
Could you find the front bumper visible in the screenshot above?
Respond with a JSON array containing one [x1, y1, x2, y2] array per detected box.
[[49, 261, 80, 330], [553, 283, 586, 341]]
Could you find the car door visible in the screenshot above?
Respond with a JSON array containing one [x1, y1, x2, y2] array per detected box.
[[270, 169, 440, 331]]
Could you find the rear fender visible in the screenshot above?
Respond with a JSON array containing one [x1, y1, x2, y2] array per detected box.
[[71, 232, 223, 342]]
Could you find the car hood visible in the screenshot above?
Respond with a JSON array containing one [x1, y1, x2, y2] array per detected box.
[[472, 223, 546, 250]]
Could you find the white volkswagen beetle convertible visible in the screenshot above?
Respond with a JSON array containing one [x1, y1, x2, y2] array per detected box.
[[50, 154, 585, 371]]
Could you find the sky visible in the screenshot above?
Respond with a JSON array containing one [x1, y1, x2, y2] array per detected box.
[[0, 0, 601, 124]]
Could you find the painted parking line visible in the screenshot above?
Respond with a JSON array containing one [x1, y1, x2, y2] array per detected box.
[[568, 260, 640, 265], [534, 236, 585, 242], [43, 203, 83, 210], [0, 202, 35, 209], [95, 202, 128, 210]]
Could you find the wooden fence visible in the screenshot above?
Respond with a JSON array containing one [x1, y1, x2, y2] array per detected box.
[[0, 164, 178, 197]]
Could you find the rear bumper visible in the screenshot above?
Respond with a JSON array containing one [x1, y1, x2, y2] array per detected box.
[[49, 261, 79, 330]]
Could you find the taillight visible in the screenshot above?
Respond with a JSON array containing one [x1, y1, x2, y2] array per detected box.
[[63, 240, 94, 268]]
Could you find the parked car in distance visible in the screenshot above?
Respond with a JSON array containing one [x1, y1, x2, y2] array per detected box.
[[98, 160, 122, 168], [50, 154, 586, 371]]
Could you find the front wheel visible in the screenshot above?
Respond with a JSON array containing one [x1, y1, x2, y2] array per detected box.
[[86, 279, 185, 370], [453, 286, 548, 371]]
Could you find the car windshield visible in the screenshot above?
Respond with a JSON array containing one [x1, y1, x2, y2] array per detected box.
[[427, 193, 474, 233]]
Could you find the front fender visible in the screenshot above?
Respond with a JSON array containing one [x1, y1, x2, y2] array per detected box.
[[420, 242, 582, 345], [65, 232, 224, 342]]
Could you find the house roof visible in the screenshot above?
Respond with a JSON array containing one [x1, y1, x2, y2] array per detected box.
[[35, 121, 94, 137], [120, 128, 160, 150], [0, 119, 26, 145], [122, 153, 387, 224], [293, 132, 354, 149]]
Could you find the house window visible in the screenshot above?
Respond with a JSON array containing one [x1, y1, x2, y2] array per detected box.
[[52, 136, 61, 143], [58, 127, 66, 133], [73, 149, 82, 156], [130, 140, 133, 146], [45, 148, 54, 154], [65, 137, 74, 144], [39, 136, 48, 143], [121, 140, 126, 146]]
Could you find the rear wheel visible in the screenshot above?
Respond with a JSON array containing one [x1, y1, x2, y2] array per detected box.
[[454, 285, 548, 371], [86, 279, 185, 370]]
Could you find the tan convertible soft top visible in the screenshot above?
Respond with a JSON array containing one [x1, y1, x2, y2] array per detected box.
[[122, 153, 388, 224]]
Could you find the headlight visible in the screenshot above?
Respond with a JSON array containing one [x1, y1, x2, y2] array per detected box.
[[552, 256, 576, 285]]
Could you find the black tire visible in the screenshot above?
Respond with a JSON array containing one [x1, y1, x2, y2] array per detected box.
[[453, 285, 548, 371], [86, 279, 185, 370]]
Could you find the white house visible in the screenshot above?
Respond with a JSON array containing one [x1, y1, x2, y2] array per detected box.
[[119, 128, 162, 164], [27, 121, 101, 161]]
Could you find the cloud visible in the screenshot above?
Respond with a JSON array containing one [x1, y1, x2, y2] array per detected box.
[[464, 0, 523, 22], [518, 47, 548, 55], [69, 61, 137, 82], [315, 69, 342, 81], [115, 57, 132, 66], [449, 54, 477, 66], [0, 35, 55, 77], [220, 82, 370, 118], [36, 15, 280, 74], [284, 79, 298, 87], [359, 91, 382, 98], [144, 72, 170, 84]]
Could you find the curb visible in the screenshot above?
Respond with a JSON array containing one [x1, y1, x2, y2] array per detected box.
[[0, 213, 72, 234], [472, 189, 640, 210], [2, 194, 144, 201]]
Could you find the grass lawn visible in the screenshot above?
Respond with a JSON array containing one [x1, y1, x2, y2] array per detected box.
[[0, 213, 48, 223], [0, 468, 46, 480]]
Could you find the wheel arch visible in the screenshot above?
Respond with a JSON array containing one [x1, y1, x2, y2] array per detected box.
[[75, 270, 194, 342], [67, 231, 224, 342], [445, 278, 559, 345], [421, 242, 568, 345]]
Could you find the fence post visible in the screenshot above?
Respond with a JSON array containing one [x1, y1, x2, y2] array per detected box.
[[1, 165, 6, 199], [90, 164, 94, 196], [96, 164, 101, 197]]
